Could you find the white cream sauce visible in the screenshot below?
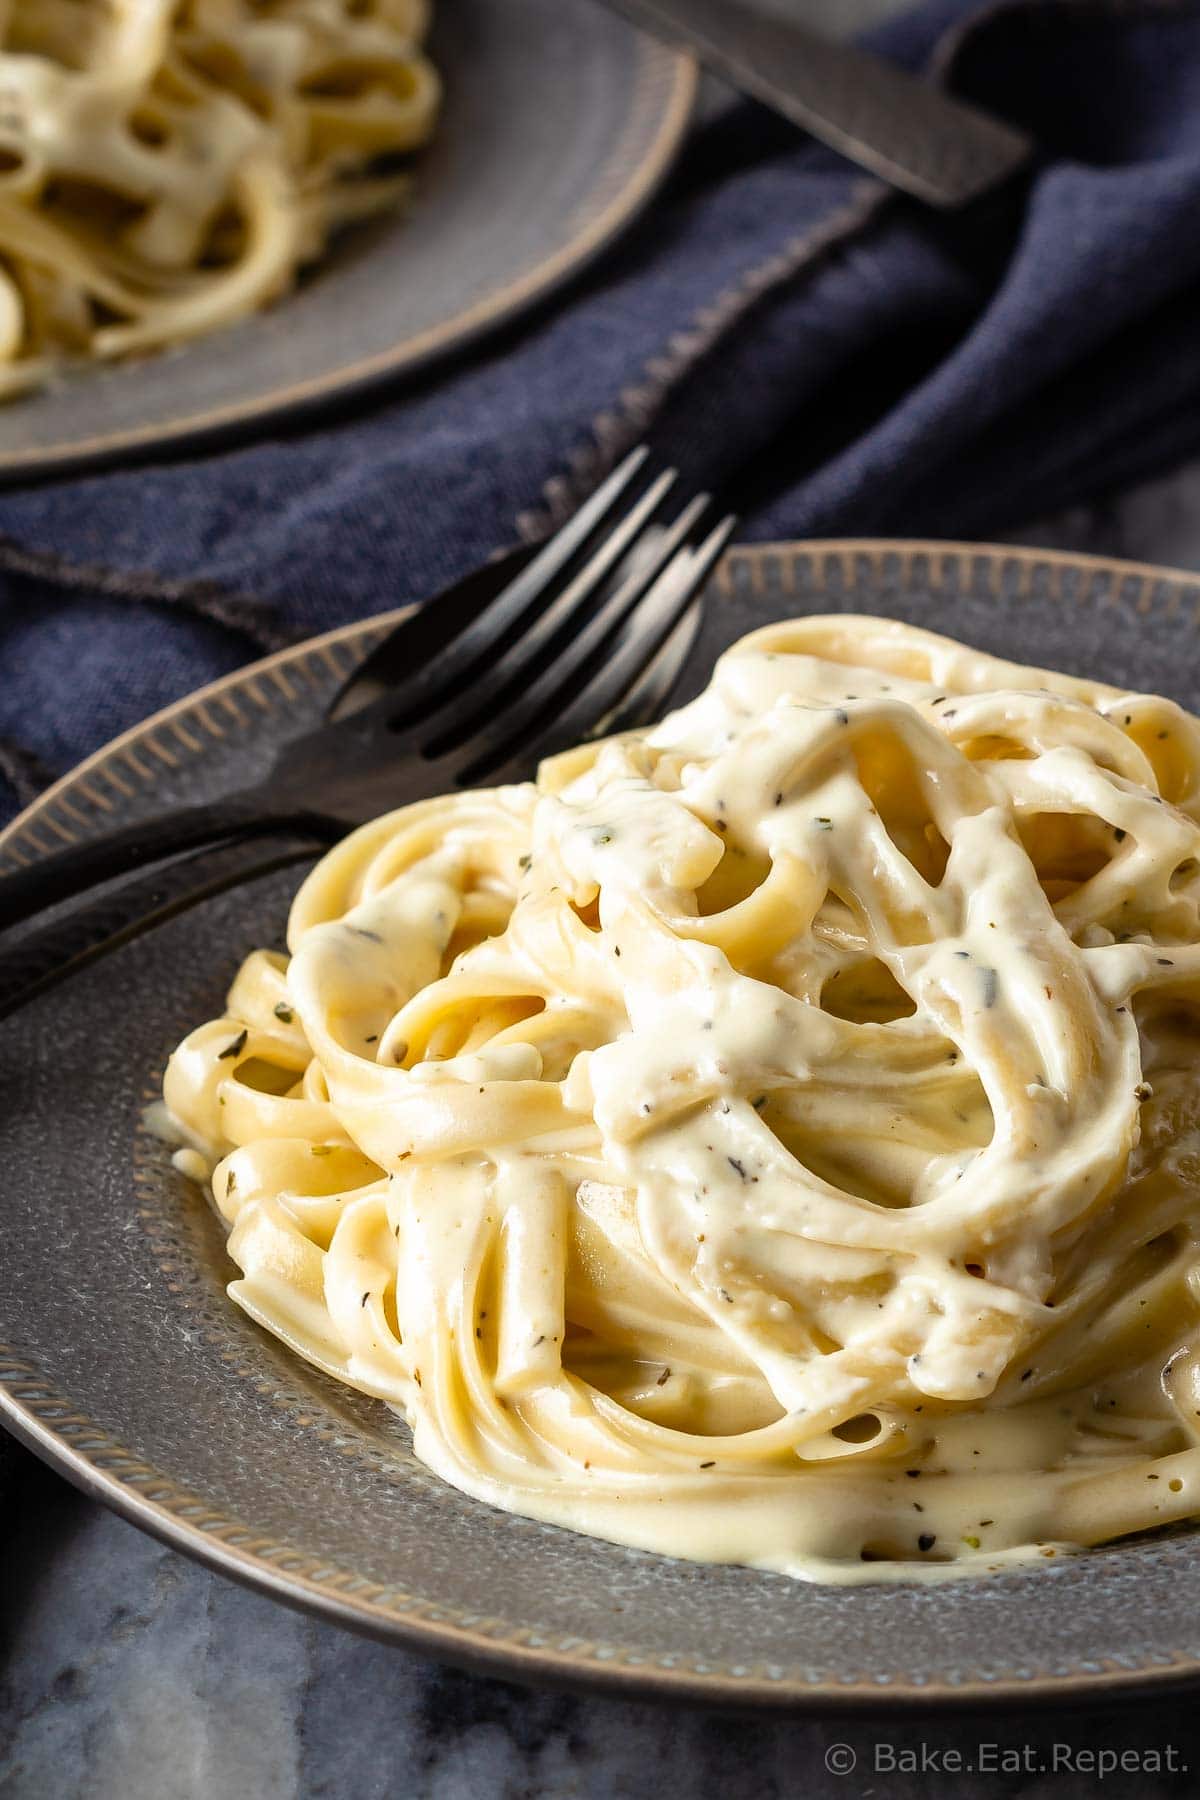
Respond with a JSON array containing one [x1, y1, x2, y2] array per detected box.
[[163, 616, 1200, 1581]]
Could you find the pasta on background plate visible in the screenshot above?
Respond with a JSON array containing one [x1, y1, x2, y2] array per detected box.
[[0, 0, 438, 394], [165, 614, 1200, 1582]]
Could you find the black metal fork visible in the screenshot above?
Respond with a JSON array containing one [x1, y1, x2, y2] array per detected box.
[[0, 449, 733, 1013]]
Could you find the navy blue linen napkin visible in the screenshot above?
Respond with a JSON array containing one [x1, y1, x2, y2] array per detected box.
[[2, 0, 1200, 818]]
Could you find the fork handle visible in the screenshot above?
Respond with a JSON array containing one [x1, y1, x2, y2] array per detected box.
[[0, 793, 341, 934], [0, 833, 325, 1022]]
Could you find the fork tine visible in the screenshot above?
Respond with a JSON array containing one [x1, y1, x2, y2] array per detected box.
[[326, 539, 538, 723], [437, 492, 711, 775], [416, 470, 680, 751], [352, 446, 653, 730], [455, 512, 734, 784], [483, 599, 704, 790], [424, 482, 701, 759], [595, 594, 704, 738], [531, 515, 734, 758]]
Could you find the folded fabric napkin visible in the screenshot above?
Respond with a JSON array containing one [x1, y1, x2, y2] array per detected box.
[[2, 0, 1200, 810]]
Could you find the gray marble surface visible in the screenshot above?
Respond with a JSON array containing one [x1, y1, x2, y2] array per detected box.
[[6, 462, 1200, 1800]]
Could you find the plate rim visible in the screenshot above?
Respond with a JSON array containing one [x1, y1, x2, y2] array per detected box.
[[6, 535, 1200, 1711], [0, 39, 696, 483]]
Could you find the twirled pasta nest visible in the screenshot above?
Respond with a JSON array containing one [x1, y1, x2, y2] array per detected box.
[[0, 0, 438, 392], [165, 616, 1200, 1581]]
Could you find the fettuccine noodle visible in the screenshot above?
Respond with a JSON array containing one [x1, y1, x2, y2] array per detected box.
[[165, 615, 1200, 1581], [0, 0, 438, 394]]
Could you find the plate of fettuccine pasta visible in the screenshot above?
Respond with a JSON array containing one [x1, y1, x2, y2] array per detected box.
[[4, 539, 1200, 1708], [0, 0, 692, 478]]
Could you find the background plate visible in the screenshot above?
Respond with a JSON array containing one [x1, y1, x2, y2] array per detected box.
[[0, 1, 693, 482], [4, 540, 1200, 1710]]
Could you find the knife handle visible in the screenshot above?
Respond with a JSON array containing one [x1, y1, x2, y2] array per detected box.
[[604, 0, 1032, 209]]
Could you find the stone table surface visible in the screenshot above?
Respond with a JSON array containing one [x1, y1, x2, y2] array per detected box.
[[6, 464, 1200, 1800]]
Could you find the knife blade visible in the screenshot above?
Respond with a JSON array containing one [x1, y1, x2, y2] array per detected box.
[[600, 0, 1032, 209]]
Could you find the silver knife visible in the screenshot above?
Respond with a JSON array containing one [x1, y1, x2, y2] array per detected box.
[[600, 0, 1032, 209]]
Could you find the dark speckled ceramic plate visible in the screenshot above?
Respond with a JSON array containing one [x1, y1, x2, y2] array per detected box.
[[4, 540, 1200, 1711], [0, 1, 693, 483]]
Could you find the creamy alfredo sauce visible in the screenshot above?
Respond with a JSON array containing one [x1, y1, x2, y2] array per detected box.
[[163, 615, 1200, 1582], [0, 1, 438, 391]]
